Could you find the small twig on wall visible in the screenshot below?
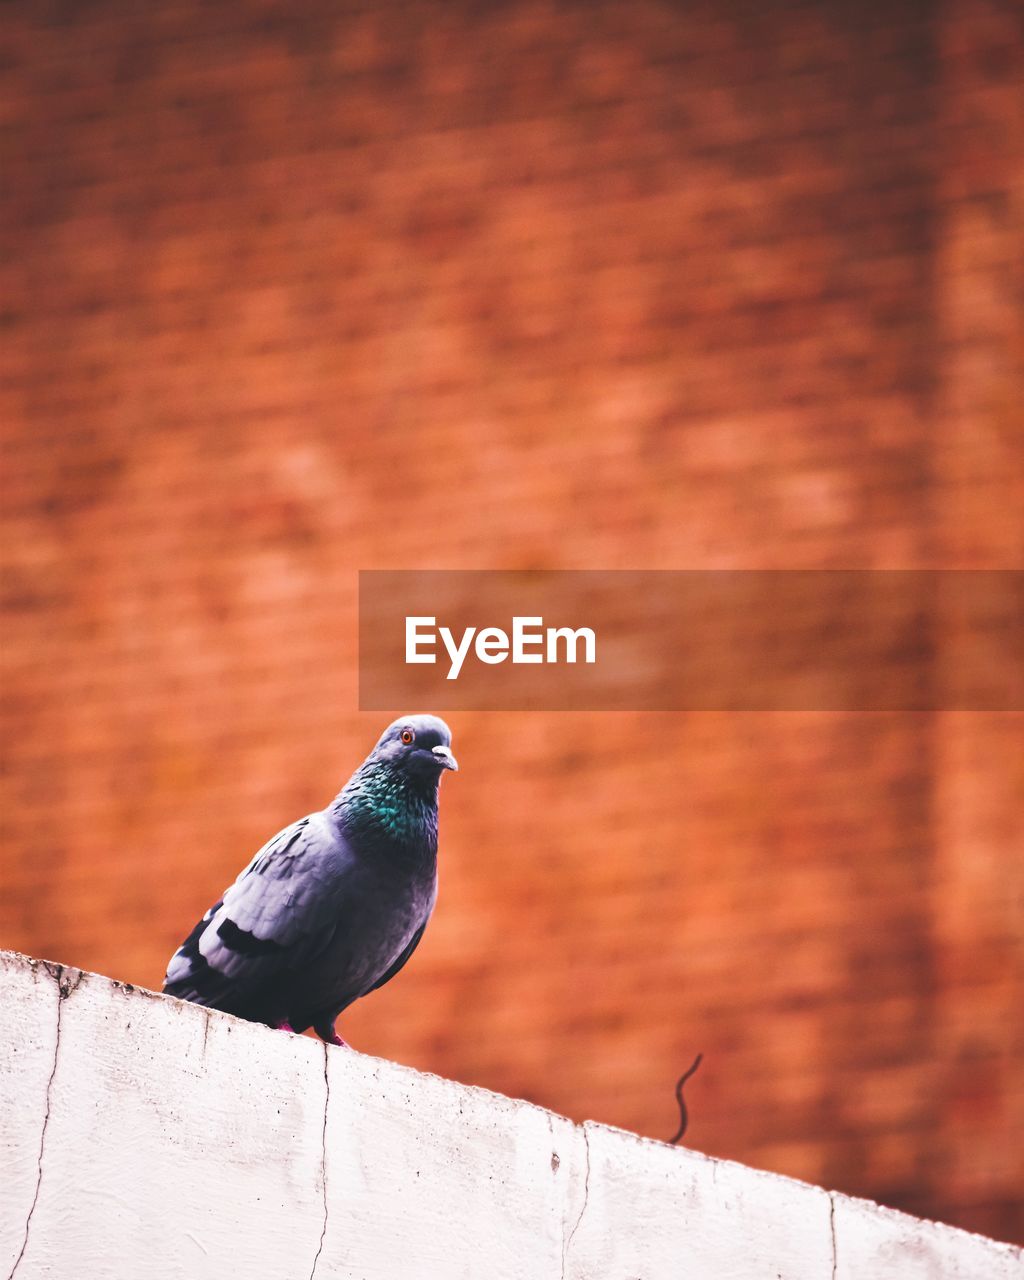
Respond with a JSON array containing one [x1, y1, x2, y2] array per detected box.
[[667, 1053, 703, 1145]]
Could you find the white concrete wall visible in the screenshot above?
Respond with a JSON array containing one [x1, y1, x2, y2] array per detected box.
[[1, 949, 1021, 1280]]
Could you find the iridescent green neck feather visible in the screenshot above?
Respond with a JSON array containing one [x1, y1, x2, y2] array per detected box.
[[332, 761, 439, 860]]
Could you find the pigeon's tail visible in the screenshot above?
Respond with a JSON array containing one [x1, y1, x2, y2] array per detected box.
[[163, 901, 247, 1011], [163, 953, 271, 1022], [163, 901, 221, 993], [163, 901, 287, 1027]]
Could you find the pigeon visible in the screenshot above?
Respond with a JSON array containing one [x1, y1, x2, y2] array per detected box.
[[163, 714, 457, 1046]]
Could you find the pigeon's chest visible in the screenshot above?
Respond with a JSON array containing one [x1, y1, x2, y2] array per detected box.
[[329, 858, 436, 990]]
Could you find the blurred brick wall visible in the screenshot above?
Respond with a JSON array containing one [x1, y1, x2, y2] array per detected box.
[[2, 0, 1021, 1245]]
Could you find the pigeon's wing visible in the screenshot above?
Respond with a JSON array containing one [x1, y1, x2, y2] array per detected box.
[[364, 920, 427, 994], [163, 812, 353, 1013]]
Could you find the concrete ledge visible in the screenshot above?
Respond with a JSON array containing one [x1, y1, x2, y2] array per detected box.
[[1, 950, 1021, 1279]]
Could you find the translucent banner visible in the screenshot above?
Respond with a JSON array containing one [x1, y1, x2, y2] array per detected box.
[[358, 570, 1023, 711]]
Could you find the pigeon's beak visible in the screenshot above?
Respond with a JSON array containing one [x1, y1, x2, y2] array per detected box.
[[431, 745, 459, 772]]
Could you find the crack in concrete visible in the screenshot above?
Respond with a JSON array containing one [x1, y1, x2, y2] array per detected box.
[[561, 1125, 591, 1279], [829, 1191, 838, 1280], [7, 967, 66, 1280], [309, 1043, 330, 1280]]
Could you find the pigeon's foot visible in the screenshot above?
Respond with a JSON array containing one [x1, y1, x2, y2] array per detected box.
[[274, 1021, 296, 1034], [314, 1020, 349, 1048]]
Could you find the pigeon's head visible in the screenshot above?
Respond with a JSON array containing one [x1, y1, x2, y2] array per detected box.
[[371, 714, 458, 780]]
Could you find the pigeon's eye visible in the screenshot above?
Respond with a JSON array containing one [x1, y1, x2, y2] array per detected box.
[[401, 728, 415, 745]]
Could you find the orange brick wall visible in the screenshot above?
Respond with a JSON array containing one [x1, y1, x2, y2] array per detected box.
[[2, 0, 1021, 1244]]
